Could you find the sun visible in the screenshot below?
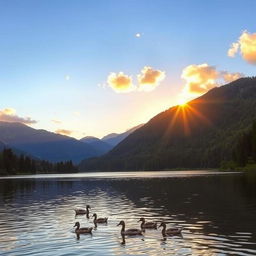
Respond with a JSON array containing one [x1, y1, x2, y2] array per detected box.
[[177, 90, 192, 107], [177, 97, 188, 107]]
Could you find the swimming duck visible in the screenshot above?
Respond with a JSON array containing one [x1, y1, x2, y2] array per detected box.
[[138, 217, 157, 229], [73, 222, 93, 234], [117, 220, 143, 236], [158, 222, 182, 236], [74, 205, 90, 215], [92, 213, 108, 224]]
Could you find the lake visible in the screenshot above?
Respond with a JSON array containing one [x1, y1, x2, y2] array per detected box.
[[0, 170, 256, 255]]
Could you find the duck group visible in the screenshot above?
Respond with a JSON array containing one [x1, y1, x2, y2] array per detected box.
[[72, 205, 182, 241]]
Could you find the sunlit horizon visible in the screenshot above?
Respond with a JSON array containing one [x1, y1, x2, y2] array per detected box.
[[0, 1, 255, 139]]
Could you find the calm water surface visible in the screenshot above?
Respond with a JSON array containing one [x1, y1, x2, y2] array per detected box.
[[0, 170, 256, 256]]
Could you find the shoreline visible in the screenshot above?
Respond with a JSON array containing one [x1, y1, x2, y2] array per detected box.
[[0, 169, 242, 180]]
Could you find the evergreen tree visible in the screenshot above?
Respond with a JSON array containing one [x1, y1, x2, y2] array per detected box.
[[0, 148, 78, 175]]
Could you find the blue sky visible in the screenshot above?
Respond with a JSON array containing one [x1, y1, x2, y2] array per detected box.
[[0, 0, 255, 138]]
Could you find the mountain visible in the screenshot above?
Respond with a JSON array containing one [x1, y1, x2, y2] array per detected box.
[[80, 136, 112, 155], [0, 122, 99, 163], [102, 124, 144, 147], [0, 141, 5, 151], [0, 139, 37, 159], [80, 77, 256, 171], [79, 124, 144, 155]]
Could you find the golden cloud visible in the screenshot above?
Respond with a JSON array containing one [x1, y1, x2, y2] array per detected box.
[[137, 66, 166, 92], [181, 64, 218, 94], [0, 108, 37, 124], [2, 108, 16, 115], [107, 72, 135, 93], [228, 31, 256, 64], [181, 63, 245, 97], [106, 67, 165, 93], [221, 71, 244, 83], [55, 129, 73, 136]]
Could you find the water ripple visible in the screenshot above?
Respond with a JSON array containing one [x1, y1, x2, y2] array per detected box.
[[0, 171, 255, 255]]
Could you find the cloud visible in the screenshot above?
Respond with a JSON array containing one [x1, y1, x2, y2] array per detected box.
[[221, 71, 244, 83], [181, 64, 245, 97], [55, 129, 73, 136], [135, 33, 141, 38], [0, 108, 37, 125], [105, 67, 166, 93], [181, 64, 219, 94], [107, 72, 135, 93], [51, 119, 62, 124], [2, 108, 16, 115], [137, 66, 166, 92], [227, 42, 239, 57], [228, 30, 256, 64]]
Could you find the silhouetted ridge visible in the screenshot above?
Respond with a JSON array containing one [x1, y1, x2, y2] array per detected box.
[[0, 122, 99, 163], [80, 136, 112, 155], [80, 77, 256, 171]]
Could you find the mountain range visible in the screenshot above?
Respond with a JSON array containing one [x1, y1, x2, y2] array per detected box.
[[101, 124, 144, 146], [79, 124, 144, 155], [0, 121, 143, 164], [0, 122, 99, 163], [80, 136, 112, 155], [80, 77, 256, 171], [1, 77, 255, 170]]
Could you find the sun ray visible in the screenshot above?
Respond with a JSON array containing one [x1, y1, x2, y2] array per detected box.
[[180, 106, 191, 136], [185, 104, 212, 126]]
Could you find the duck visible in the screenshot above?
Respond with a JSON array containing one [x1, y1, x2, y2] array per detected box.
[[158, 222, 182, 236], [138, 217, 157, 229], [74, 205, 90, 215], [117, 220, 143, 236], [73, 222, 93, 234], [92, 213, 108, 224]]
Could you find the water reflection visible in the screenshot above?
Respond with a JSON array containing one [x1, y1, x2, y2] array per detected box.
[[0, 171, 255, 255]]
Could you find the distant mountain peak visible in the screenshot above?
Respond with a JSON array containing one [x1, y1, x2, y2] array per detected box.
[[101, 124, 144, 147], [80, 136, 100, 143], [101, 133, 118, 141], [0, 122, 99, 163], [80, 77, 256, 171]]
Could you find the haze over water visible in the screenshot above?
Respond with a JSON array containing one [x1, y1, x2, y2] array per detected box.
[[0, 170, 256, 256]]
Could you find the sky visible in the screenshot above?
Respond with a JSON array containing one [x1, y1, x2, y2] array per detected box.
[[0, 0, 255, 139]]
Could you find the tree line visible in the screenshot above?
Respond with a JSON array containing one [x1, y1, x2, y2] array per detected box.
[[80, 77, 256, 172], [0, 148, 78, 176], [231, 120, 256, 167]]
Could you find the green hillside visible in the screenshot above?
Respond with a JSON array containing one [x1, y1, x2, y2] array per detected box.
[[80, 77, 256, 171]]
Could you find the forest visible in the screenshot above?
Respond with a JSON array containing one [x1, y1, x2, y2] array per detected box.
[[0, 148, 77, 176], [80, 78, 256, 171], [230, 120, 256, 168]]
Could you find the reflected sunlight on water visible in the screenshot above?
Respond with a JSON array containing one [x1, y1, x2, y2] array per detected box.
[[0, 171, 256, 255]]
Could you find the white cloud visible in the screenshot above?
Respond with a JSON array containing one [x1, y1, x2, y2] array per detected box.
[[227, 42, 239, 57]]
